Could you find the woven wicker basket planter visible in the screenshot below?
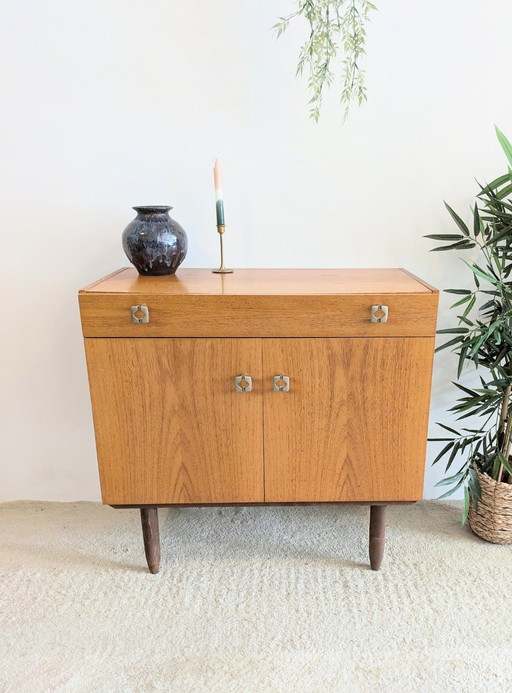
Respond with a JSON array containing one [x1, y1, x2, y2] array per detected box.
[[468, 468, 512, 544]]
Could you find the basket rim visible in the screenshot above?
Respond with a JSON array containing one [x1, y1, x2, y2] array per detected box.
[[473, 465, 512, 490]]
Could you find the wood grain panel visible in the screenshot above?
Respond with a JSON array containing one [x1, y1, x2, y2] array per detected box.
[[84, 338, 264, 505], [79, 292, 439, 338], [263, 338, 435, 502], [81, 267, 434, 295]]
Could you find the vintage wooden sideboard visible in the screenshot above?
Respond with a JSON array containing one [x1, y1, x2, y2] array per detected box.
[[79, 268, 438, 573]]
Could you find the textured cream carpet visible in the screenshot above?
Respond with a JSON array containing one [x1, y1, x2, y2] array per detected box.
[[0, 501, 511, 693]]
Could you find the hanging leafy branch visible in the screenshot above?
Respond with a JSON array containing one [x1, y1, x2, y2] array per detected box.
[[425, 126, 512, 523], [274, 0, 377, 121]]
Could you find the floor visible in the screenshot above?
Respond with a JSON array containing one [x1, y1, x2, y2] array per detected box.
[[0, 501, 510, 693]]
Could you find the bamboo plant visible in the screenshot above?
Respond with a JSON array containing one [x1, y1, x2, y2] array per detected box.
[[426, 127, 512, 523]]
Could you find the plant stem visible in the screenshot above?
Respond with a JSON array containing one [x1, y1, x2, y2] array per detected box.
[[499, 417, 512, 483], [499, 384, 511, 430], [497, 383, 512, 482]]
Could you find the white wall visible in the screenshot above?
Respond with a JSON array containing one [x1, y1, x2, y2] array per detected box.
[[2, 0, 511, 501]]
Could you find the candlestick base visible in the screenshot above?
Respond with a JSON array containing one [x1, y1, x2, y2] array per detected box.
[[212, 226, 234, 274]]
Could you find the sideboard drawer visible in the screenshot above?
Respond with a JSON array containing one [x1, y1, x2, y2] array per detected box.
[[79, 292, 438, 338]]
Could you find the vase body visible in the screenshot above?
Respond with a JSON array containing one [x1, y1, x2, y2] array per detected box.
[[122, 206, 188, 276], [468, 468, 512, 544]]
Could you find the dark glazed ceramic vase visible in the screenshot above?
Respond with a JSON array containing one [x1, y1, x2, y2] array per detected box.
[[122, 206, 188, 276]]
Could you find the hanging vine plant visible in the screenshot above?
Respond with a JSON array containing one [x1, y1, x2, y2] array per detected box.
[[274, 0, 377, 121]]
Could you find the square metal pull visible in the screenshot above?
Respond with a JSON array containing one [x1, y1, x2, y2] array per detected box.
[[273, 375, 290, 392], [235, 375, 252, 392], [130, 305, 149, 324], [370, 305, 388, 323]]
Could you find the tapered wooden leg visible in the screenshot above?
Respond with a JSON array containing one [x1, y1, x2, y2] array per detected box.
[[369, 505, 387, 571], [140, 508, 160, 574]]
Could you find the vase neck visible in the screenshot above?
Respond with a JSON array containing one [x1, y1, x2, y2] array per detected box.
[[133, 205, 172, 216]]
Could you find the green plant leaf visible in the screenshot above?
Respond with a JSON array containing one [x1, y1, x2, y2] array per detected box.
[[449, 294, 472, 309], [497, 452, 512, 475], [492, 183, 512, 200], [437, 423, 461, 435], [495, 125, 512, 168], [462, 261, 498, 285], [457, 347, 469, 378], [430, 241, 475, 252], [479, 299, 496, 312], [457, 316, 473, 327], [478, 173, 512, 198], [435, 471, 464, 486], [445, 441, 461, 471], [432, 441, 455, 465], [437, 477, 464, 499], [468, 468, 481, 507], [444, 202, 470, 236], [473, 205, 482, 237], [462, 294, 477, 318], [425, 234, 465, 241], [452, 382, 478, 397], [488, 226, 512, 245], [435, 336, 466, 352], [462, 485, 470, 525]]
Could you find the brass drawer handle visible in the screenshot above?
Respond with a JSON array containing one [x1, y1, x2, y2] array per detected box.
[[273, 375, 290, 392], [131, 305, 149, 324], [234, 374, 252, 392], [370, 305, 388, 323]]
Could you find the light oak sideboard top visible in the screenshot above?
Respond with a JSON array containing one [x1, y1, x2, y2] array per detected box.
[[81, 267, 435, 294], [79, 268, 438, 338]]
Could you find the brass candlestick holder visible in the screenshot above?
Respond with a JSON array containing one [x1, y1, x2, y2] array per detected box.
[[212, 224, 234, 274]]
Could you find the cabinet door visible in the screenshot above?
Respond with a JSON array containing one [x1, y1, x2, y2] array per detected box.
[[263, 338, 435, 502], [85, 338, 263, 505]]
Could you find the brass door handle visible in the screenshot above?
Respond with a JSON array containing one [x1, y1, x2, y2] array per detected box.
[[234, 375, 252, 392], [273, 375, 290, 392]]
